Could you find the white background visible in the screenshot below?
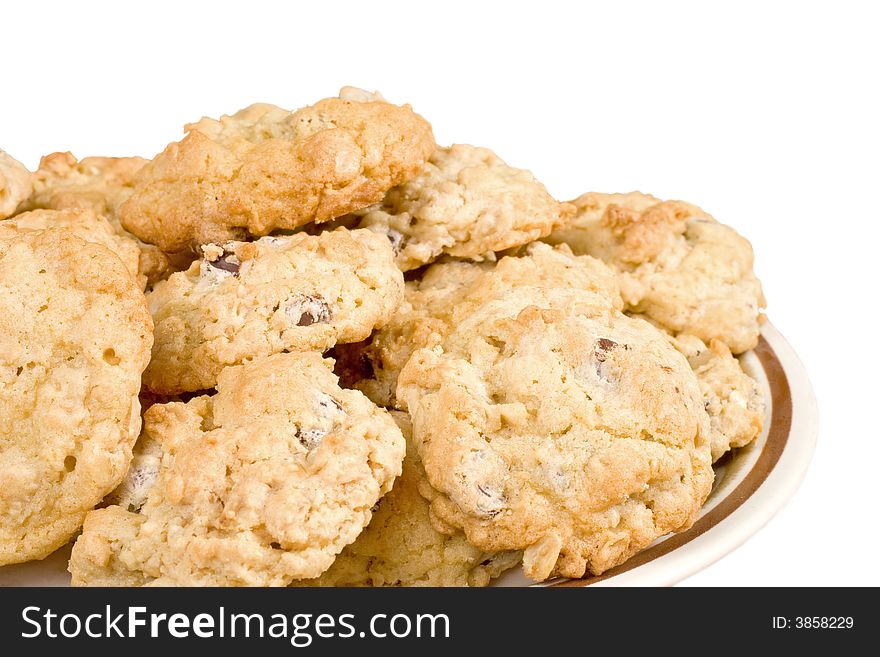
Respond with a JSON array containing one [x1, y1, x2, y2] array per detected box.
[[2, 1, 877, 586]]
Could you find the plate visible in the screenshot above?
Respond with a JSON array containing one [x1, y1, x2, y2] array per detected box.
[[0, 321, 816, 587]]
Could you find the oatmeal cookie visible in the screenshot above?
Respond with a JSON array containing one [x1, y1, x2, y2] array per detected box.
[[0, 229, 152, 565], [143, 228, 403, 394], [297, 412, 520, 587], [0, 208, 142, 285], [341, 242, 620, 408], [546, 192, 765, 353], [0, 150, 32, 219], [20, 151, 177, 288], [349, 144, 570, 270], [396, 270, 713, 581], [120, 90, 435, 252], [69, 352, 405, 586], [671, 334, 764, 461]]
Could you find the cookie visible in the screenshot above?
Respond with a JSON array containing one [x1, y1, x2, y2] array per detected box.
[[0, 208, 142, 286], [69, 352, 406, 586], [671, 333, 764, 462], [0, 229, 153, 565], [143, 228, 404, 394], [119, 90, 436, 252], [22, 151, 147, 228], [20, 151, 179, 288], [348, 144, 571, 270], [0, 149, 32, 219], [296, 412, 520, 587], [340, 242, 621, 408], [546, 192, 765, 353], [396, 253, 713, 580]]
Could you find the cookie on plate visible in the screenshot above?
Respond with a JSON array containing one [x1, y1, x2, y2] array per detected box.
[[338, 242, 620, 408], [671, 333, 765, 462], [296, 412, 520, 587], [69, 352, 405, 586], [0, 229, 152, 565], [348, 144, 571, 270], [0, 208, 142, 286], [396, 251, 713, 581], [19, 151, 179, 288], [546, 192, 765, 353], [0, 150, 32, 219], [120, 89, 436, 252], [143, 228, 404, 394]]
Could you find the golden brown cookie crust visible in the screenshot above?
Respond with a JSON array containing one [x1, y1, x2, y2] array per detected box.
[[0, 229, 152, 565], [120, 92, 436, 252]]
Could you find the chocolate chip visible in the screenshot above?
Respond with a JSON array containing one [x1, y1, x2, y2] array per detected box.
[[386, 228, 407, 254], [296, 427, 326, 451], [476, 483, 507, 518], [286, 294, 331, 327], [205, 247, 241, 276], [318, 396, 344, 413], [595, 338, 618, 362]]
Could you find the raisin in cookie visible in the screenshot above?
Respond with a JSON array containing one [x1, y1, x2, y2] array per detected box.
[[348, 144, 570, 270], [69, 352, 405, 586], [143, 228, 404, 394], [396, 265, 713, 581], [0, 150, 32, 219], [296, 412, 520, 587], [120, 90, 435, 252], [671, 333, 764, 461], [19, 151, 178, 288], [340, 242, 620, 408], [546, 192, 765, 353], [0, 229, 152, 565], [0, 208, 142, 286]]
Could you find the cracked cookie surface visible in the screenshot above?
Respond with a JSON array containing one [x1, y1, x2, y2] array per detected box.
[[349, 144, 570, 270], [144, 228, 403, 394], [120, 90, 435, 252], [547, 192, 765, 353], [396, 249, 713, 581], [69, 352, 405, 586], [296, 412, 520, 587], [0, 229, 152, 565]]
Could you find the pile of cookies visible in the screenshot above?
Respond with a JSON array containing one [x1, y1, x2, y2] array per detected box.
[[0, 87, 765, 586]]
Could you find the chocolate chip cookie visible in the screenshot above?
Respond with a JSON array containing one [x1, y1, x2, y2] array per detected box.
[[349, 144, 571, 270], [69, 352, 405, 586], [395, 249, 713, 581], [120, 89, 435, 251], [143, 228, 404, 394]]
